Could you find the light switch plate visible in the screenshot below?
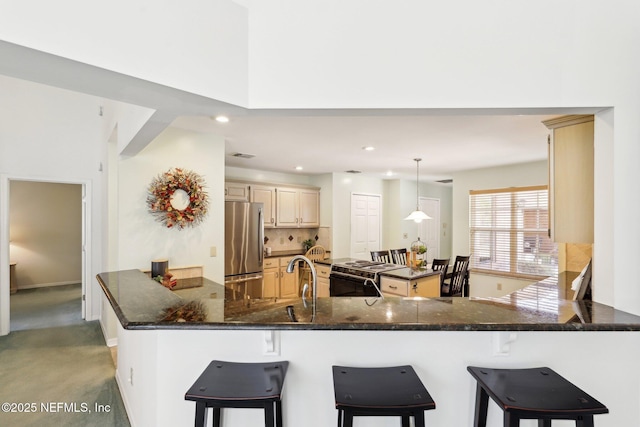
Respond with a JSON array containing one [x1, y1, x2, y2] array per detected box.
[[209, 246, 217, 257]]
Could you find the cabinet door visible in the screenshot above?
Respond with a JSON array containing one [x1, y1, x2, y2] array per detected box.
[[279, 266, 299, 298], [317, 277, 330, 297], [299, 189, 320, 227], [544, 115, 594, 244], [262, 268, 279, 298], [225, 182, 250, 201], [276, 188, 300, 227], [411, 275, 441, 297], [551, 121, 594, 243], [251, 185, 277, 228]]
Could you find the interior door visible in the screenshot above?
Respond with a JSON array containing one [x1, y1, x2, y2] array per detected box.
[[350, 193, 381, 260], [419, 197, 440, 264]]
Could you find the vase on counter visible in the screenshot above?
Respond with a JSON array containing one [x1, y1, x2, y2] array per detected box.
[[410, 238, 427, 268]]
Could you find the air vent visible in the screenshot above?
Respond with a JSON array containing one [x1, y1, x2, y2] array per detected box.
[[345, 170, 362, 174], [436, 179, 453, 184], [230, 152, 255, 159]]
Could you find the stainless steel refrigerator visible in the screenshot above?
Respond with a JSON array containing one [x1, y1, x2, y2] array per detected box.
[[224, 201, 264, 299]]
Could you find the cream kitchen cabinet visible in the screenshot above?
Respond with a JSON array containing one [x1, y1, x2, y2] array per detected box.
[[543, 115, 594, 244], [379, 274, 440, 297], [315, 263, 331, 297], [276, 187, 320, 228], [224, 181, 250, 201], [263, 256, 299, 299], [250, 184, 277, 228], [226, 178, 320, 229]]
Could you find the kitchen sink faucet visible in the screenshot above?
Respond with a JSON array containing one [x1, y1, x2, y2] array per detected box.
[[286, 255, 317, 322]]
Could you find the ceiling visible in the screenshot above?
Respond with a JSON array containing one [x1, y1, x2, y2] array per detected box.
[[171, 113, 558, 183], [0, 41, 563, 180]]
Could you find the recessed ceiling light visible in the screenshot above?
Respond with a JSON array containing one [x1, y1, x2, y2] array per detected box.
[[214, 115, 229, 123], [386, 171, 394, 177], [295, 166, 303, 171], [362, 146, 375, 151]]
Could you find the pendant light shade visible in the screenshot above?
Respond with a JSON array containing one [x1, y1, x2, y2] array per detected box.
[[404, 158, 432, 223]]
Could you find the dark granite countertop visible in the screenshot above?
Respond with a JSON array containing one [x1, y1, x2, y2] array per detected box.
[[378, 267, 440, 280], [265, 249, 305, 258], [97, 269, 640, 331]]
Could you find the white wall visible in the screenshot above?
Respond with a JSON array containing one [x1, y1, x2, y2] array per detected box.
[[115, 328, 640, 427], [0, 0, 249, 107], [117, 127, 226, 282], [384, 179, 453, 258], [0, 75, 106, 330], [225, 166, 316, 187], [245, 0, 637, 314], [0, 75, 167, 334]]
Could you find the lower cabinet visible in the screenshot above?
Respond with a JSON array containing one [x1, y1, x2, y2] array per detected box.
[[263, 256, 299, 299], [380, 274, 441, 297], [316, 263, 331, 297]]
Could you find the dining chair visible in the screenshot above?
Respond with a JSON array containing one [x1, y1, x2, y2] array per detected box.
[[441, 255, 470, 297], [300, 245, 327, 295], [389, 248, 408, 265], [430, 258, 450, 287], [370, 250, 391, 263]]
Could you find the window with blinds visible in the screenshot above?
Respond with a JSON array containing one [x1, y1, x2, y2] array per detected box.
[[469, 185, 557, 278]]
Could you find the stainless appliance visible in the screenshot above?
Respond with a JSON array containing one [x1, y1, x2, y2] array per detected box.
[[225, 201, 264, 298], [329, 260, 402, 297]]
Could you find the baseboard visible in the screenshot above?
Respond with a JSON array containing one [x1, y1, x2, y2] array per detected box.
[[99, 318, 118, 347], [17, 280, 81, 290], [115, 370, 137, 427]]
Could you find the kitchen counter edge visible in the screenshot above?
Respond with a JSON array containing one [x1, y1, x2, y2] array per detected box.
[[96, 270, 640, 332]]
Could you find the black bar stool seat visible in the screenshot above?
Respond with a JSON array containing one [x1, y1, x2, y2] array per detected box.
[[467, 366, 608, 427], [332, 365, 436, 427], [185, 360, 289, 427]]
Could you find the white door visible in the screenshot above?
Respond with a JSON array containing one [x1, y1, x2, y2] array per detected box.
[[350, 193, 381, 260], [419, 197, 440, 264]]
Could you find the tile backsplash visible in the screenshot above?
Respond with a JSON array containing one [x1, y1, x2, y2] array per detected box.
[[264, 226, 331, 253]]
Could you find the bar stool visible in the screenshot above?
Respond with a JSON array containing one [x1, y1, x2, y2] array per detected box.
[[467, 366, 608, 427], [332, 365, 436, 427], [185, 360, 289, 427]]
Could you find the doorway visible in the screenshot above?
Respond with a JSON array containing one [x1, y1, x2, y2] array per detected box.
[[5, 179, 86, 333], [350, 193, 382, 260]]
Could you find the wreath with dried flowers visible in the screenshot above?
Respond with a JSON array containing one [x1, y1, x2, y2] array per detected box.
[[147, 168, 209, 229]]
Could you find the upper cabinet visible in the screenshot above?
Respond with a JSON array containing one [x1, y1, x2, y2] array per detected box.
[[276, 187, 320, 228], [226, 180, 320, 228], [543, 115, 594, 244], [251, 185, 277, 227], [224, 181, 250, 201]]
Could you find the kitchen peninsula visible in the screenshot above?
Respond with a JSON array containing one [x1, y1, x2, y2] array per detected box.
[[99, 269, 640, 331], [98, 270, 640, 427]]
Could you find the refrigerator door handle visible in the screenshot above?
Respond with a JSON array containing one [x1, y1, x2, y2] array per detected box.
[[258, 207, 264, 265]]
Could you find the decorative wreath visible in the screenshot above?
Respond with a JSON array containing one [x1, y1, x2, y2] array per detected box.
[[147, 167, 209, 229]]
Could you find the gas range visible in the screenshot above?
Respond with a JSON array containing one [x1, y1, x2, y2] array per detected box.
[[330, 260, 403, 281], [329, 259, 403, 297]]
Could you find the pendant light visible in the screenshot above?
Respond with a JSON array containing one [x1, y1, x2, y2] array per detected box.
[[404, 158, 432, 223]]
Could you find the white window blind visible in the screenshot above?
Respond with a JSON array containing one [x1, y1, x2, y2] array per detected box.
[[469, 185, 557, 278]]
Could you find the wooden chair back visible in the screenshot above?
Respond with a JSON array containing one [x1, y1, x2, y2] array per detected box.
[[389, 248, 408, 265], [370, 250, 391, 263], [305, 245, 326, 262], [441, 255, 470, 297]]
